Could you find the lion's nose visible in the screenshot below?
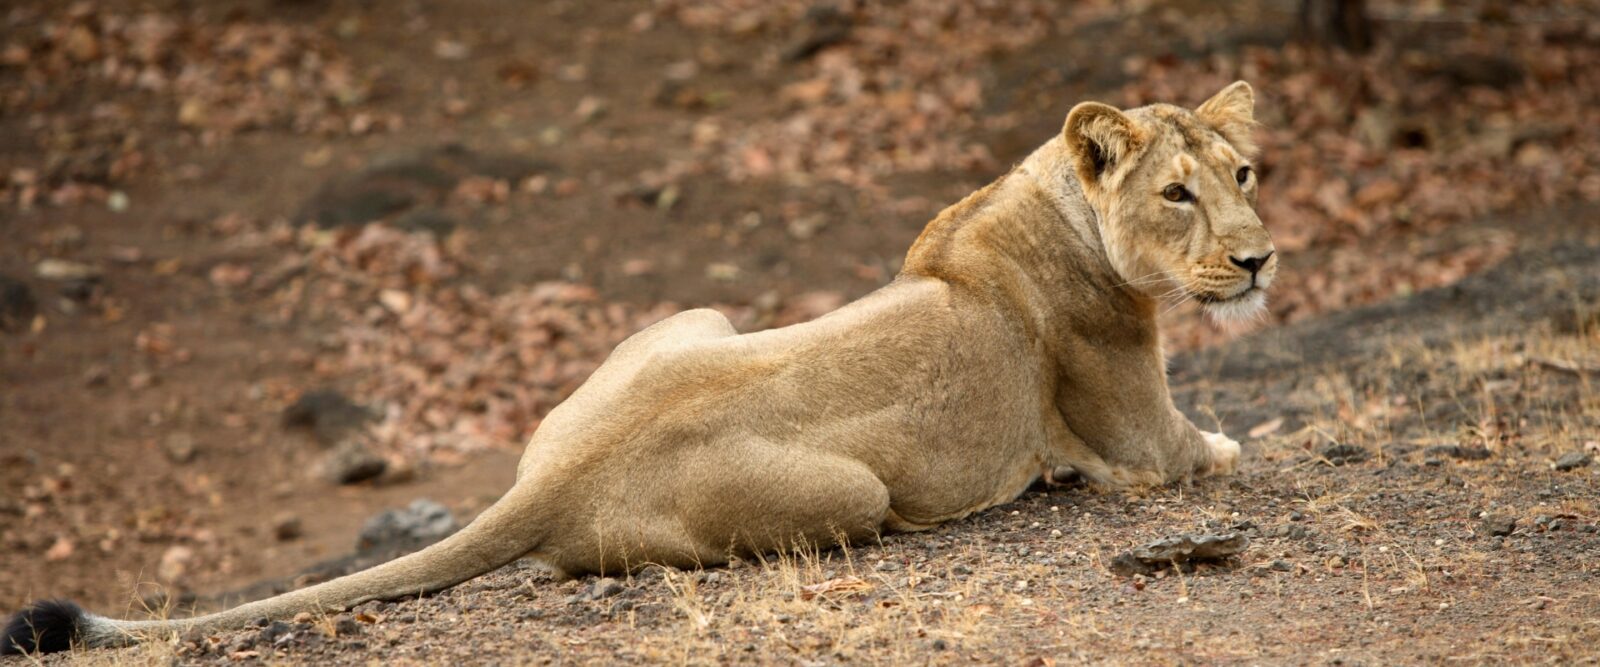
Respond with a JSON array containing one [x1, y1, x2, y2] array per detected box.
[[1228, 251, 1273, 275]]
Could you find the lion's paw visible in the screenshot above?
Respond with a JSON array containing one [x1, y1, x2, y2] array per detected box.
[[1201, 431, 1241, 476]]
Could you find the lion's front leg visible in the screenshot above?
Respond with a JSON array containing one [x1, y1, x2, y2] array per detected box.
[[1052, 382, 1239, 486]]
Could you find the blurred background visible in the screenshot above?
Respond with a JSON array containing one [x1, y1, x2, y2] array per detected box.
[[1, 0, 1596, 614]]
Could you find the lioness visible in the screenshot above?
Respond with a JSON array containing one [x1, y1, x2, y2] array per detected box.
[[3, 81, 1276, 655]]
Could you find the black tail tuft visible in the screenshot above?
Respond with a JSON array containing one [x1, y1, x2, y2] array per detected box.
[[2, 599, 85, 655]]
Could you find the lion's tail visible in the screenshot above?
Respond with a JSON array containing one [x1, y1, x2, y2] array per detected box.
[[2, 483, 545, 655]]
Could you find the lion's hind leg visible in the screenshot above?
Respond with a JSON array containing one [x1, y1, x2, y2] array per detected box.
[[676, 441, 893, 561]]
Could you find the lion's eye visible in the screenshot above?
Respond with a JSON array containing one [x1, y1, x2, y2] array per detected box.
[[1162, 184, 1192, 203], [1236, 166, 1252, 186]]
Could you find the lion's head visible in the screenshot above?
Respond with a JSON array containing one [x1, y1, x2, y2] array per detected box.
[[1062, 81, 1277, 323]]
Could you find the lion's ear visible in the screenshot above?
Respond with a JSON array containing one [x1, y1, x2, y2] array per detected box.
[[1062, 102, 1139, 186], [1196, 80, 1258, 157]]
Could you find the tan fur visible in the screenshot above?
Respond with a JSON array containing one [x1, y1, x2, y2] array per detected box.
[[32, 82, 1277, 652]]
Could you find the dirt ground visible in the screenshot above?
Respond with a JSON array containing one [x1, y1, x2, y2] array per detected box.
[[30, 236, 1600, 666], [2, 0, 1599, 664]]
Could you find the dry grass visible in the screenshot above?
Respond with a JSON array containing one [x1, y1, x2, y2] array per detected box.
[[21, 314, 1600, 665]]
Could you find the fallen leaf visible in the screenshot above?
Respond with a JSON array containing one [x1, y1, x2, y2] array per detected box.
[[800, 576, 873, 600], [1248, 418, 1285, 439], [44, 537, 75, 561]]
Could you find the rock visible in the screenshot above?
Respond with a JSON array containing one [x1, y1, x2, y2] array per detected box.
[[588, 577, 624, 600], [283, 389, 375, 446], [392, 208, 459, 235], [1424, 445, 1492, 461], [82, 364, 110, 387], [1434, 53, 1524, 89], [163, 433, 199, 463], [296, 145, 554, 228], [34, 259, 101, 282], [356, 499, 459, 553], [158, 545, 195, 582], [272, 513, 303, 541], [1553, 452, 1592, 472], [1482, 515, 1517, 537], [258, 620, 293, 645], [574, 96, 608, 123], [226, 633, 257, 653], [320, 440, 387, 485], [0, 275, 37, 332], [1108, 532, 1250, 577], [782, 5, 853, 63], [1319, 443, 1369, 466], [297, 183, 416, 228], [333, 615, 363, 636], [786, 214, 828, 240]]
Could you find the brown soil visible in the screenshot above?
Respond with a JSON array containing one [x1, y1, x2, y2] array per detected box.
[[36, 238, 1600, 665], [2, 0, 1598, 663]]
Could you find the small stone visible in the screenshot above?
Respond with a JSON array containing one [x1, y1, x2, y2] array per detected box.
[[357, 499, 458, 553], [333, 615, 362, 636], [1553, 452, 1592, 472], [1109, 532, 1250, 577], [1424, 445, 1492, 461], [392, 208, 459, 235], [82, 365, 110, 387], [320, 440, 387, 485], [292, 612, 314, 624], [574, 96, 608, 123], [1482, 515, 1517, 537], [590, 577, 624, 599], [35, 259, 101, 282], [158, 545, 194, 582], [1269, 559, 1293, 572], [782, 5, 852, 62], [1319, 444, 1369, 466], [786, 215, 828, 240], [272, 513, 303, 541], [163, 433, 199, 464], [226, 633, 257, 653], [259, 620, 292, 644], [283, 389, 375, 446], [0, 275, 37, 332]]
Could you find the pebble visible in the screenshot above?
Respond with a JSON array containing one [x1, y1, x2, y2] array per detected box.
[[333, 615, 363, 636], [1553, 452, 1592, 472], [1319, 443, 1369, 466], [34, 259, 101, 282], [0, 275, 37, 332], [283, 389, 376, 446], [320, 440, 387, 485], [272, 513, 304, 541], [258, 620, 293, 644], [1482, 515, 1517, 537], [589, 577, 624, 599], [163, 433, 199, 463], [357, 499, 458, 552]]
